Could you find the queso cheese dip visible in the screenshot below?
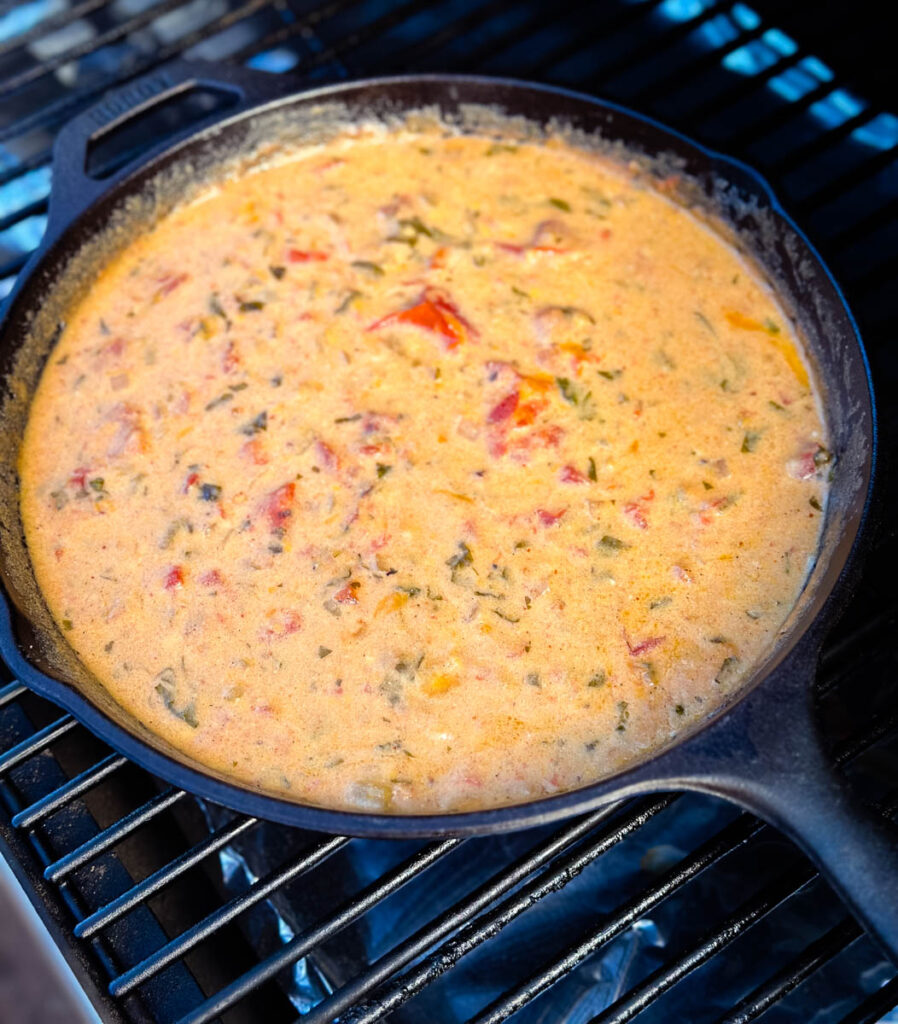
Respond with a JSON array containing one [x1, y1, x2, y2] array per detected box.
[[19, 129, 830, 813]]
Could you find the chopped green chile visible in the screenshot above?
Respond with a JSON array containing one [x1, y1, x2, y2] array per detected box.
[[19, 124, 826, 815]]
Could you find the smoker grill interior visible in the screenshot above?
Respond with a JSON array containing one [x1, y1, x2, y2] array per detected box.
[[2, 2, 898, 1022]]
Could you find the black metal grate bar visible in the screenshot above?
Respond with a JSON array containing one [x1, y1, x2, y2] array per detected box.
[[321, 798, 680, 1024], [0, 714, 77, 775], [0, 680, 26, 707], [44, 787, 188, 883], [714, 918, 864, 1024], [839, 976, 898, 1024], [11, 752, 127, 828], [176, 837, 462, 1024], [464, 814, 768, 1024], [0, 196, 49, 236], [73, 814, 258, 938], [175, 804, 633, 1024], [587, 864, 817, 1024], [0, 0, 192, 97], [108, 832, 349, 997], [0, 0, 114, 59], [532, 0, 724, 86], [0, 0, 273, 146], [765, 107, 881, 174], [628, 19, 768, 105]]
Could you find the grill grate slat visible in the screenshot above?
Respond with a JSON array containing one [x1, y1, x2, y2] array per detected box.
[[11, 752, 127, 828], [73, 814, 259, 938], [588, 864, 817, 1024], [44, 788, 188, 883], [3, 3, 898, 1023], [108, 833, 349, 997], [714, 918, 865, 1024]]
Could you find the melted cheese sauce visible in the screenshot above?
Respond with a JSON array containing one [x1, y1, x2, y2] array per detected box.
[[20, 131, 830, 813]]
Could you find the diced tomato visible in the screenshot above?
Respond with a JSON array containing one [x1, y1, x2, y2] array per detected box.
[[260, 609, 303, 642], [240, 438, 269, 465], [288, 249, 329, 263], [316, 439, 338, 470], [334, 584, 359, 605], [623, 491, 654, 530], [164, 565, 185, 590], [623, 503, 648, 529], [625, 633, 666, 657], [223, 340, 240, 373], [262, 482, 295, 533], [153, 272, 188, 300], [487, 391, 519, 424], [430, 246, 449, 269], [199, 569, 223, 587], [537, 508, 567, 527], [560, 464, 589, 484], [367, 288, 476, 349], [68, 467, 90, 491], [182, 471, 200, 493]]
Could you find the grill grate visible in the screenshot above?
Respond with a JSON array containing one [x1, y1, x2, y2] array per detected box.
[[2, 1, 898, 1022]]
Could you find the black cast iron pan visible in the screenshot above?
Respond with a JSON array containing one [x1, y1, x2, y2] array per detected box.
[[1, 62, 895, 962]]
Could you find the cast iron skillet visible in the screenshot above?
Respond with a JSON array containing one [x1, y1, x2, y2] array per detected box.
[[1, 61, 896, 961]]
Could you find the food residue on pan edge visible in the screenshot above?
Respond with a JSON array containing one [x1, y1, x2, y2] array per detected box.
[[19, 128, 830, 812]]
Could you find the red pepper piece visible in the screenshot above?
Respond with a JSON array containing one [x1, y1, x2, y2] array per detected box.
[[154, 272, 188, 299], [199, 569, 223, 587], [334, 584, 359, 605], [560, 464, 589, 484], [68, 467, 90, 491], [288, 249, 329, 263], [537, 508, 567, 527], [262, 482, 295, 533], [367, 289, 476, 349], [223, 340, 240, 373], [625, 633, 666, 657], [487, 391, 519, 424], [164, 565, 185, 590]]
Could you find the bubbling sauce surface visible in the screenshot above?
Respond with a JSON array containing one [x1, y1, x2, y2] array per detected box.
[[19, 130, 830, 812]]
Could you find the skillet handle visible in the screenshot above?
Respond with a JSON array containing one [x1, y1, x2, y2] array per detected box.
[[673, 644, 898, 966], [46, 59, 288, 236]]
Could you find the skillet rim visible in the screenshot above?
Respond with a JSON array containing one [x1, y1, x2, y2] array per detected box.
[[0, 69, 877, 837]]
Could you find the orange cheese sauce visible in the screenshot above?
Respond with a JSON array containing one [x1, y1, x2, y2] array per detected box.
[[19, 131, 829, 812]]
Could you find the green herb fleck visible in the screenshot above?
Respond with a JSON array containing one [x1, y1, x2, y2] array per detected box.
[[318, 646, 332, 658], [741, 431, 761, 453], [597, 368, 622, 381], [269, 265, 286, 280], [715, 656, 742, 686], [769, 400, 786, 412], [525, 672, 541, 687], [241, 411, 268, 435], [598, 535, 629, 553], [239, 300, 264, 313], [351, 260, 384, 276], [675, 704, 685, 716], [555, 377, 596, 420], [446, 541, 473, 570], [588, 457, 597, 481], [335, 290, 362, 314], [810, 496, 822, 511], [616, 700, 630, 732], [155, 668, 198, 728], [694, 310, 716, 335], [376, 463, 393, 479], [702, 480, 713, 490], [61, 618, 73, 631], [548, 197, 571, 212], [89, 477, 105, 492], [205, 392, 234, 411], [764, 317, 780, 334], [587, 670, 607, 688]]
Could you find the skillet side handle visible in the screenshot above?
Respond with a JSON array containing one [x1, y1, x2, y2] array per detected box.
[[677, 651, 898, 967], [46, 59, 288, 236]]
